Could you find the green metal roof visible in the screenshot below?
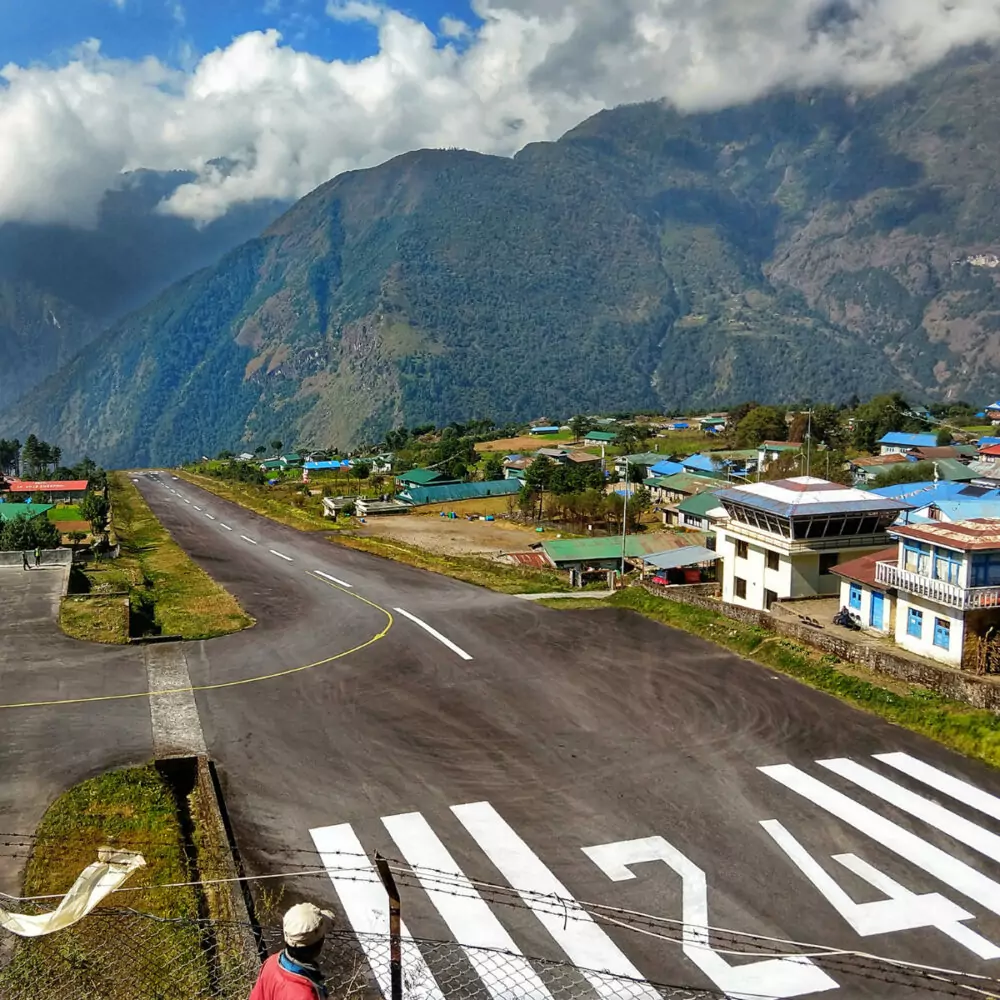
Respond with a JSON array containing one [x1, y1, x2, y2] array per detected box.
[[677, 491, 724, 518], [0, 503, 52, 522], [759, 442, 800, 452], [397, 479, 520, 505], [260, 460, 285, 470], [644, 472, 720, 494], [584, 431, 617, 442], [933, 458, 977, 481], [542, 534, 673, 565], [395, 468, 453, 486]]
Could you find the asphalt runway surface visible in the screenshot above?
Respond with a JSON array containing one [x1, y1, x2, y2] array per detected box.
[[7, 470, 1000, 998]]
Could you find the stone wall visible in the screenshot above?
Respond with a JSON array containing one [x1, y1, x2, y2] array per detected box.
[[643, 583, 1000, 713]]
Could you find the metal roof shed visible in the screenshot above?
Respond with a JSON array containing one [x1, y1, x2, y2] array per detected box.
[[642, 546, 721, 570]]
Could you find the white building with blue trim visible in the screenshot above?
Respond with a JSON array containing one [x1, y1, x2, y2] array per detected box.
[[833, 518, 1000, 670]]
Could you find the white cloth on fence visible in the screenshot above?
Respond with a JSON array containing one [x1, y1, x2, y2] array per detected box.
[[0, 847, 146, 937]]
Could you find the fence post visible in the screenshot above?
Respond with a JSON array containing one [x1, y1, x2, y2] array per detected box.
[[374, 851, 403, 1000]]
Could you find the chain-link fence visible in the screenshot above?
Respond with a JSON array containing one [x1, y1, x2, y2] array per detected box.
[[0, 908, 733, 1000]]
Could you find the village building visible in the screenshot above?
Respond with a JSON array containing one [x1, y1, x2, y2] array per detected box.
[[712, 477, 911, 612], [878, 432, 938, 456], [834, 518, 1000, 671]]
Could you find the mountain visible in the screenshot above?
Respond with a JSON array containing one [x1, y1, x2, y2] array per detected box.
[[6, 50, 1000, 467], [0, 170, 286, 408]]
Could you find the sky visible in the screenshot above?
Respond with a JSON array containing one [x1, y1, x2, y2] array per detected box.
[[1, 0, 1000, 227]]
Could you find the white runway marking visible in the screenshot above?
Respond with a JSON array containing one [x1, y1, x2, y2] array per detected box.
[[184, 499, 191, 504], [311, 824, 445, 1000], [270, 549, 293, 562], [205, 514, 216, 520], [394, 607, 472, 660], [760, 763, 1000, 917], [452, 801, 659, 1000], [313, 570, 353, 588], [382, 811, 553, 1000], [193, 505, 202, 510], [240, 535, 257, 545], [819, 757, 1000, 862], [220, 523, 232, 531], [875, 752, 1000, 822]]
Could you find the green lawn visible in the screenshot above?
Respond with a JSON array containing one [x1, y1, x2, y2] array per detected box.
[[46, 504, 82, 522]]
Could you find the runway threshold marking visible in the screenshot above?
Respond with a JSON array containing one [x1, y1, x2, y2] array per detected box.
[[270, 549, 294, 562], [314, 570, 352, 588], [0, 579, 393, 710], [393, 607, 472, 660]]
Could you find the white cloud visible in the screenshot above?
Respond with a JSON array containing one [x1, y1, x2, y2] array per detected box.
[[439, 15, 470, 39], [2, 0, 1000, 226], [108, 0, 127, 9]]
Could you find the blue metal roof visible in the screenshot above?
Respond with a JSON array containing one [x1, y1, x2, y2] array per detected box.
[[877, 432, 938, 447], [304, 460, 350, 469], [669, 422, 689, 429], [928, 500, 1000, 521], [649, 459, 685, 477], [681, 454, 721, 474], [872, 480, 1000, 505], [529, 426, 561, 433], [979, 437, 1000, 448]]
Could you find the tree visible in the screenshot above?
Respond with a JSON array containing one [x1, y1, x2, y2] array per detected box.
[[734, 406, 787, 448], [525, 455, 555, 493], [628, 486, 652, 528], [851, 393, 917, 453], [870, 461, 940, 489], [80, 492, 110, 543], [936, 428, 954, 447], [0, 514, 60, 551], [254, 445, 267, 457], [67, 530, 87, 553], [270, 439, 283, 453], [569, 415, 592, 443], [482, 454, 505, 481]]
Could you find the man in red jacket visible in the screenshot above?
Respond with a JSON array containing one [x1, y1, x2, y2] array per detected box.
[[249, 902, 334, 999]]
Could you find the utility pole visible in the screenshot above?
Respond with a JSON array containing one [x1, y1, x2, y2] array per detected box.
[[621, 468, 629, 581], [805, 407, 813, 477]]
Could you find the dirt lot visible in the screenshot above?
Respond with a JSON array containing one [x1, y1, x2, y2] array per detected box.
[[356, 501, 571, 557], [475, 433, 576, 453]]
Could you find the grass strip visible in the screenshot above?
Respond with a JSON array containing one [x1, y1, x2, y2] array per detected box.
[[176, 468, 335, 532], [59, 594, 130, 645], [109, 473, 253, 639], [1, 766, 209, 999], [333, 532, 574, 594], [541, 588, 1000, 768]]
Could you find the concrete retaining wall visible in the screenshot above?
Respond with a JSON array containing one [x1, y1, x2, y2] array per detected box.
[[643, 583, 1000, 713], [0, 548, 72, 567]]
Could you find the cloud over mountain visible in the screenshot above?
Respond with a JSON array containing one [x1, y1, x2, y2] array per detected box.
[[2, 0, 999, 225]]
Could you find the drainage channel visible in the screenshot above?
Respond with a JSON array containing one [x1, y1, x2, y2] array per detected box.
[[155, 756, 265, 988]]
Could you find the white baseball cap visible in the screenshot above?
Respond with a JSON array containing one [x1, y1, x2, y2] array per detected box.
[[283, 902, 334, 947]]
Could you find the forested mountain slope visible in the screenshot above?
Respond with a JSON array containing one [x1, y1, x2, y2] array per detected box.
[[5, 51, 1000, 466]]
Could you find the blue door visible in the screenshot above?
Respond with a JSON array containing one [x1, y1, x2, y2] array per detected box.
[[870, 591, 885, 630]]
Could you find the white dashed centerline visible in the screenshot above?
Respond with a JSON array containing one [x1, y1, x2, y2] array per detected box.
[[314, 570, 353, 589], [241, 535, 257, 545], [270, 549, 294, 562], [193, 505, 202, 511], [394, 608, 472, 660], [205, 514, 216, 520], [184, 499, 191, 505], [220, 523, 233, 531]]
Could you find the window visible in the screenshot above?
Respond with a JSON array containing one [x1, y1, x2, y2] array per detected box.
[[735, 540, 749, 559], [933, 548, 961, 586], [907, 607, 923, 638], [903, 541, 931, 576], [819, 553, 839, 576], [764, 589, 778, 610], [766, 550, 779, 572], [849, 583, 862, 610], [934, 618, 951, 650], [735, 577, 747, 600]]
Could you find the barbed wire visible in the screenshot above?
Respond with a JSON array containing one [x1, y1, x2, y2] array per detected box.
[[3, 850, 998, 997]]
